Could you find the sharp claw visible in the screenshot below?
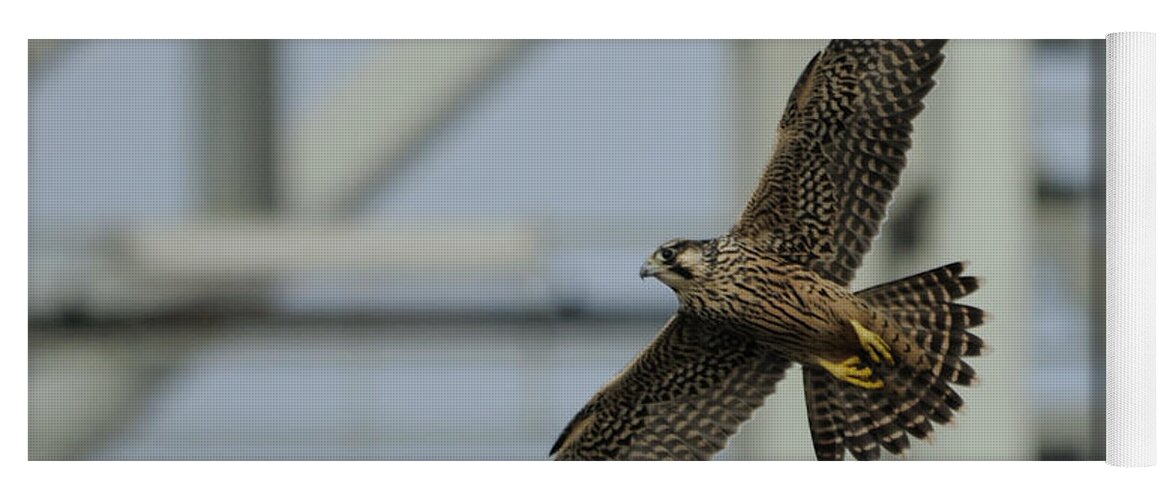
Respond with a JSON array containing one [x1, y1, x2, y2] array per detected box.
[[816, 355, 884, 390]]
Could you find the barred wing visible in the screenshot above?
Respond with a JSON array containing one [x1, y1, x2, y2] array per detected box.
[[551, 314, 791, 460], [733, 39, 946, 285]]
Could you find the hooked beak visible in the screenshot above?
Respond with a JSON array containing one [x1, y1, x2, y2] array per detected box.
[[639, 261, 662, 280]]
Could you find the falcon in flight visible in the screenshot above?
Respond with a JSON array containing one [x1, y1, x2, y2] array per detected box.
[[551, 39, 985, 461]]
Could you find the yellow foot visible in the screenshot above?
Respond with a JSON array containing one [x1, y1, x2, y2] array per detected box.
[[850, 319, 894, 365], [816, 355, 885, 390]]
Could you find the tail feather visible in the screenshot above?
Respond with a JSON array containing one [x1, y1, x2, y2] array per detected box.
[[924, 351, 979, 386], [803, 368, 846, 460], [891, 316, 984, 357], [886, 367, 947, 423], [857, 261, 978, 307], [835, 381, 882, 461], [918, 370, 962, 422], [802, 261, 984, 460], [885, 303, 984, 330], [896, 400, 935, 440], [861, 388, 911, 455]]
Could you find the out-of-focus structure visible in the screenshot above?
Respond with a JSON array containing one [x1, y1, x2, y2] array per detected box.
[[29, 40, 1103, 460]]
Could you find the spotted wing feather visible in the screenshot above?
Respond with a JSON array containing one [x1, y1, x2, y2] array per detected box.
[[552, 314, 791, 460], [734, 39, 947, 285]]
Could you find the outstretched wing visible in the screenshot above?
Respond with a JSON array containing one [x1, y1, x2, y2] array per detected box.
[[733, 39, 946, 285], [551, 313, 791, 460]]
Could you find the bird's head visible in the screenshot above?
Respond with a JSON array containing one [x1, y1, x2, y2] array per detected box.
[[639, 238, 710, 291]]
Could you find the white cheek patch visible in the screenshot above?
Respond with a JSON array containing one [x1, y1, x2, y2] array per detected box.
[[676, 250, 703, 272]]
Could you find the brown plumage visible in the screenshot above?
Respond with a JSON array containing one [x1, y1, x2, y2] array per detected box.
[[552, 39, 984, 461]]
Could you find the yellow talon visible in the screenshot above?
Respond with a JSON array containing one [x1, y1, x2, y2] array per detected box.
[[816, 355, 885, 390], [850, 319, 895, 365]]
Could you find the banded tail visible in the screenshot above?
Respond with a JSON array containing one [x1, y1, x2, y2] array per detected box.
[[803, 262, 985, 460]]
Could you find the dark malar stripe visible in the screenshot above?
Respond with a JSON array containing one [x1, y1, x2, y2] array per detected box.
[[670, 265, 694, 280]]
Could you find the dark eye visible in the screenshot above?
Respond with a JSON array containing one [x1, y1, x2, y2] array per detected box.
[[659, 247, 677, 261]]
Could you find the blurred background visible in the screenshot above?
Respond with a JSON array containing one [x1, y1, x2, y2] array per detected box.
[[28, 39, 1104, 460]]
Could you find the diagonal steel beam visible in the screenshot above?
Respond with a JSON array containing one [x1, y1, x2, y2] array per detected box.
[[282, 40, 530, 217]]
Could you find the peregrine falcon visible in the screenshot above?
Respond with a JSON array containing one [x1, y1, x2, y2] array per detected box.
[[551, 39, 985, 461]]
